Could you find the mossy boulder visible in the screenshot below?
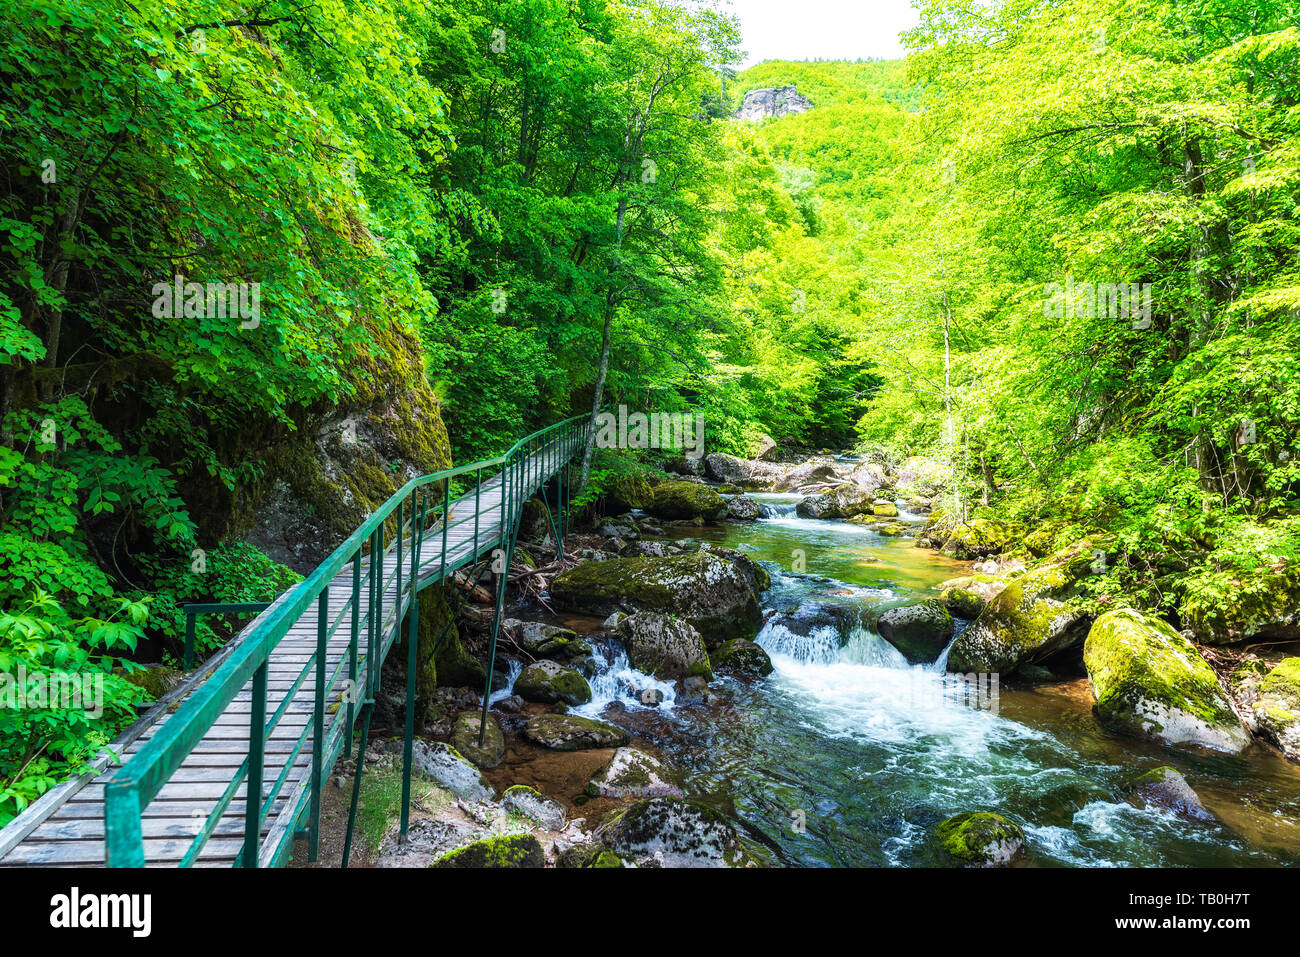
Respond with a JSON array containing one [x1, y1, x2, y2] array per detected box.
[[696, 543, 771, 593], [876, 600, 954, 664], [644, 480, 727, 520], [523, 713, 629, 751], [935, 574, 1011, 619], [556, 843, 625, 868], [551, 552, 763, 648], [599, 797, 751, 867], [1251, 658, 1300, 761], [514, 660, 593, 706], [585, 747, 684, 799], [616, 612, 712, 680], [501, 784, 566, 830], [605, 471, 655, 512], [795, 493, 837, 520], [947, 553, 1092, 674], [1083, 609, 1250, 753], [450, 712, 506, 768], [431, 833, 544, 868], [935, 812, 1025, 866], [1179, 570, 1300, 646], [941, 517, 1018, 558], [1133, 766, 1213, 821], [871, 500, 899, 518], [712, 638, 774, 677]]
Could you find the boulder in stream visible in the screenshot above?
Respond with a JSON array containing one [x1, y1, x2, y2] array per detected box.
[[713, 638, 774, 676], [430, 833, 545, 868], [1083, 608, 1250, 753], [726, 494, 761, 521], [586, 747, 684, 799], [551, 551, 764, 647], [501, 784, 567, 830], [876, 600, 955, 664], [616, 612, 712, 680], [450, 712, 506, 768], [1133, 766, 1214, 821], [523, 713, 630, 751], [644, 480, 728, 520], [514, 659, 593, 706], [599, 797, 752, 867], [1250, 657, 1300, 761], [935, 811, 1025, 866]]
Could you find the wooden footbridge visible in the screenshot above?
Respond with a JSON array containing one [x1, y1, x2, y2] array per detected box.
[[0, 416, 590, 867]]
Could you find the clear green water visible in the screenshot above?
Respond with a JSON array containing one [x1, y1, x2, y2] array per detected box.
[[618, 496, 1300, 867]]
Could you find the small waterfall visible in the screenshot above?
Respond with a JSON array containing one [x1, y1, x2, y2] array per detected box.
[[755, 620, 841, 664], [840, 626, 910, 669], [489, 659, 523, 705], [759, 502, 799, 519], [572, 641, 677, 716]]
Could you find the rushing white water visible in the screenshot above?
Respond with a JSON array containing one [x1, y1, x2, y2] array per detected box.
[[489, 659, 523, 706], [569, 642, 677, 717]]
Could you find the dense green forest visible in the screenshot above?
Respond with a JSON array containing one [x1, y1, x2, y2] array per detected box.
[[1, 0, 1298, 828]]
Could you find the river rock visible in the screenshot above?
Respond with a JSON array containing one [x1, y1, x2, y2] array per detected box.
[[726, 494, 761, 521], [703, 452, 786, 489], [696, 543, 771, 593], [644, 480, 727, 520], [1250, 658, 1300, 761], [450, 712, 505, 768], [617, 612, 712, 680], [523, 713, 630, 751], [599, 798, 751, 867], [1134, 766, 1214, 821], [712, 638, 774, 676], [623, 540, 670, 558], [431, 833, 545, 868], [556, 843, 626, 868], [935, 811, 1025, 866], [876, 600, 955, 664], [1083, 608, 1250, 753], [586, 747, 684, 799], [501, 784, 567, 830], [410, 741, 496, 801], [605, 471, 654, 511], [551, 552, 763, 647], [947, 551, 1093, 673], [796, 493, 836, 519], [514, 659, 593, 706], [849, 461, 889, 495], [775, 457, 843, 491], [1179, 569, 1300, 645], [503, 619, 577, 654], [754, 435, 779, 461], [830, 484, 875, 518], [935, 574, 1012, 619]]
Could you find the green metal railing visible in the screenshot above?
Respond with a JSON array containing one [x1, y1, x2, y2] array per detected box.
[[183, 603, 273, 670], [103, 414, 590, 868]]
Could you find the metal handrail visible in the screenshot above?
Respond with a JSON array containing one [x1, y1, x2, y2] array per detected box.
[[104, 414, 589, 867]]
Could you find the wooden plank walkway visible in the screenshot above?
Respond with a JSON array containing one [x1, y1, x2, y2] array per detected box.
[[0, 435, 571, 867]]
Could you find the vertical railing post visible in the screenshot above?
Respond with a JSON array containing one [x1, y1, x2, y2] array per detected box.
[[243, 661, 268, 869], [104, 781, 145, 868], [309, 586, 328, 862], [346, 549, 360, 757], [399, 492, 425, 843], [184, 609, 196, 670]]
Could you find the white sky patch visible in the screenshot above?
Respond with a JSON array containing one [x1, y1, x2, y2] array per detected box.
[[724, 0, 920, 66]]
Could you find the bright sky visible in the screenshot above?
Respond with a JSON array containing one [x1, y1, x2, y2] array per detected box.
[[725, 0, 921, 66]]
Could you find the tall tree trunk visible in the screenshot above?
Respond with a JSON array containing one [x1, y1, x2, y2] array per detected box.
[[578, 195, 628, 491]]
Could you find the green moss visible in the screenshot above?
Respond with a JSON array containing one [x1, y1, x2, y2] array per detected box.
[[1084, 608, 1245, 748], [431, 833, 545, 868], [935, 811, 1024, 865], [557, 843, 624, 868], [1180, 570, 1300, 645], [1260, 658, 1300, 701], [646, 481, 727, 520]]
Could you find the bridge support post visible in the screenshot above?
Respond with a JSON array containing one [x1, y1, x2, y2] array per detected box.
[[309, 586, 328, 862], [399, 591, 419, 842]]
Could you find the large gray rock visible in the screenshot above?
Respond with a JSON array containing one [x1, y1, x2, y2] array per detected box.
[[586, 748, 684, 799], [775, 457, 844, 492], [1134, 766, 1213, 821], [617, 612, 712, 680], [726, 494, 761, 521], [410, 740, 496, 801], [876, 600, 955, 664], [450, 712, 505, 768], [523, 714, 630, 751], [552, 552, 764, 648], [501, 785, 567, 830], [599, 798, 751, 867], [703, 452, 785, 489], [734, 85, 813, 123]]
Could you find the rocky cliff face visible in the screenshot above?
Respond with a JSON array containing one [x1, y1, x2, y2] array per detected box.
[[734, 85, 813, 122]]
